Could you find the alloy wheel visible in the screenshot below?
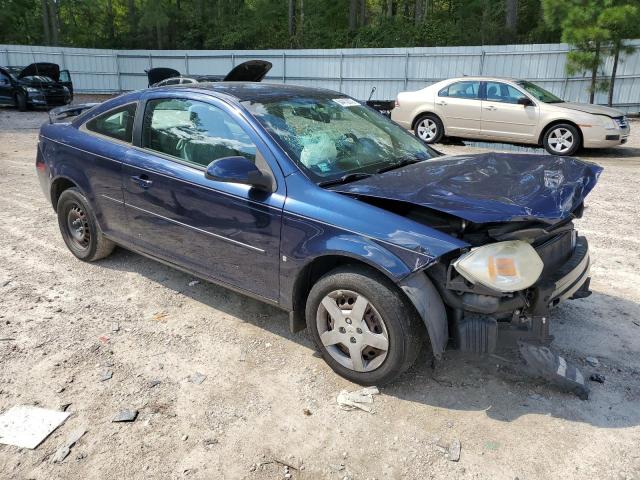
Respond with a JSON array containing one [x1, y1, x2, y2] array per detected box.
[[417, 118, 438, 141], [316, 289, 389, 372], [548, 127, 574, 154]]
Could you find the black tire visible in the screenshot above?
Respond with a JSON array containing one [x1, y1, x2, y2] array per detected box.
[[305, 265, 424, 385], [413, 113, 444, 144], [57, 187, 115, 262], [542, 123, 581, 156], [15, 92, 27, 112]]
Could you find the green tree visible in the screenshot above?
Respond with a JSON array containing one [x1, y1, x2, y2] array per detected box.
[[599, 1, 640, 106]]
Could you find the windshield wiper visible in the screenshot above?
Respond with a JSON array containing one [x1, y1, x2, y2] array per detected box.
[[318, 172, 373, 187], [376, 157, 424, 174]]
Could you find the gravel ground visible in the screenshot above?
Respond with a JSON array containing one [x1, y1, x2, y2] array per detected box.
[[1, 95, 639, 480]]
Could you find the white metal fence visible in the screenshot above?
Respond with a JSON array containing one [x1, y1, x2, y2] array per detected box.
[[2, 42, 639, 113]]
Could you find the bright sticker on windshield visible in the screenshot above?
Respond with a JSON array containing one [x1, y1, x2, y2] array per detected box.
[[333, 98, 361, 107]]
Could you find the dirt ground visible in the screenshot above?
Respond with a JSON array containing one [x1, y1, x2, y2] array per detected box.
[[1, 95, 639, 480]]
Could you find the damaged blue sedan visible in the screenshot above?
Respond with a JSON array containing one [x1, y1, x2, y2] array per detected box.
[[36, 83, 601, 392]]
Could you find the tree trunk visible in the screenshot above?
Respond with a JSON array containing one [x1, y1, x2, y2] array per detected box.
[[48, 0, 60, 46], [608, 41, 620, 107], [127, 0, 136, 36], [589, 40, 600, 104], [106, 0, 116, 44], [505, 0, 518, 32], [299, 0, 304, 46], [415, 0, 423, 25], [387, 0, 393, 17], [288, 0, 296, 38], [349, 0, 358, 31], [360, 0, 366, 26], [41, 0, 51, 45]]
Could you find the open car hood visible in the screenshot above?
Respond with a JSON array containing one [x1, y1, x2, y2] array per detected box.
[[146, 67, 181, 86], [18, 62, 60, 81], [332, 153, 603, 224], [223, 60, 272, 82]]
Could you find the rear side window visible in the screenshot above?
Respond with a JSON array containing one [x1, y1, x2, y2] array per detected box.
[[59, 70, 71, 82], [439, 81, 480, 100], [141, 98, 257, 168], [85, 103, 137, 143]]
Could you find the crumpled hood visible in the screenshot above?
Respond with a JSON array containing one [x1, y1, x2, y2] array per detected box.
[[332, 153, 603, 224], [555, 102, 623, 118], [18, 62, 60, 81]]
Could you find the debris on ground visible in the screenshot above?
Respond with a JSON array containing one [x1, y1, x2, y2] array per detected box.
[[188, 280, 200, 287], [590, 373, 606, 383], [448, 439, 461, 461], [303, 408, 312, 416], [190, 372, 207, 385], [148, 380, 161, 388], [336, 386, 380, 413], [586, 356, 600, 367], [0, 405, 70, 449], [100, 370, 113, 382], [112, 409, 138, 423], [0, 337, 16, 342], [51, 427, 87, 463], [111, 322, 120, 333], [98, 335, 109, 344], [152, 311, 168, 322]]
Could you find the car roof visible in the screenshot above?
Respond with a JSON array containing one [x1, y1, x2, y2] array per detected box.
[[439, 76, 523, 83], [154, 82, 345, 102]]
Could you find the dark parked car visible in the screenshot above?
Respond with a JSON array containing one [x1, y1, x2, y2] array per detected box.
[[0, 63, 72, 111], [146, 59, 272, 87], [36, 83, 600, 390]]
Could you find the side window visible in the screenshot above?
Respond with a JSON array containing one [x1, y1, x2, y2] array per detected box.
[[444, 81, 480, 100], [85, 103, 137, 143], [59, 70, 71, 82], [141, 98, 257, 168], [485, 82, 525, 104], [0, 71, 10, 85]]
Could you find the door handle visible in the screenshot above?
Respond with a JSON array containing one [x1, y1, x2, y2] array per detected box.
[[436, 101, 447, 106], [484, 105, 497, 111], [130, 174, 153, 188]]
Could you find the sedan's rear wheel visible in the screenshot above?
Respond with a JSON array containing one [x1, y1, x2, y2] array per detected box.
[[306, 266, 424, 385], [57, 187, 115, 262], [414, 114, 444, 144], [543, 124, 580, 156]]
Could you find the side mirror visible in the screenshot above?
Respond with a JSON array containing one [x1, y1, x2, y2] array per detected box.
[[205, 156, 273, 192], [517, 97, 533, 107]]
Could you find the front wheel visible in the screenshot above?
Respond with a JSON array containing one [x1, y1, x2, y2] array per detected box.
[[305, 266, 424, 385], [57, 187, 115, 262], [543, 124, 581, 156], [414, 113, 444, 144]]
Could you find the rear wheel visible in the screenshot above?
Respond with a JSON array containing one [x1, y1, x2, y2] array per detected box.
[[15, 92, 27, 112], [57, 188, 115, 261], [305, 266, 424, 385], [414, 113, 444, 144], [543, 123, 581, 156]]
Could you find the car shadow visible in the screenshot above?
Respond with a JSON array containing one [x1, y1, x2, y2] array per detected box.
[[98, 247, 640, 429]]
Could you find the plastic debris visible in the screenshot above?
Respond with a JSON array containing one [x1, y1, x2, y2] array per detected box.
[[448, 439, 461, 461], [100, 370, 113, 382], [112, 409, 138, 422], [585, 356, 599, 367], [0, 405, 70, 449], [188, 280, 200, 287], [190, 372, 207, 385], [51, 427, 87, 463], [336, 386, 380, 413], [590, 373, 605, 383], [111, 322, 120, 333], [152, 311, 168, 322]]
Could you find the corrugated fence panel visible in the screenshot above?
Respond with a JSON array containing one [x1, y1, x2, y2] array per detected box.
[[1, 41, 639, 112]]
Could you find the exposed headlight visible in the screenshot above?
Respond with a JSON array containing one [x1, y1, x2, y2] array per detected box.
[[63, 86, 70, 94], [597, 115, 616, 130], [25, 87, 40, 93], [452, 240, 544, 292]]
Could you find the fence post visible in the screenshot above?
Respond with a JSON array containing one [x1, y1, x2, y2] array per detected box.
[[479, 50, 486, 75], [282, 52, 286, 84], [231, 53, 235, 68], [3, 48, 9, 66], [404, 52, 409, 89], [115, 53, 122, 92], [148, 53, 153, 70], [185, 52, 190, 75], [339, 52, 344, 92]]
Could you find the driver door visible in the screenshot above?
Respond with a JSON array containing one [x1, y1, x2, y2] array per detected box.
[[122, 93, 285, 301]]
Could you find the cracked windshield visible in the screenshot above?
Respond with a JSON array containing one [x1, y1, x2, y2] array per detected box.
[[243, 95, 436, 184]]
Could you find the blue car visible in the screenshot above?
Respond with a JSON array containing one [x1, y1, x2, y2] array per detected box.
[[36, 83, 601, 387]]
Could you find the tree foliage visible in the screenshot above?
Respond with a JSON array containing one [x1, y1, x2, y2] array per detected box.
[[1, 0, 563, 50]]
